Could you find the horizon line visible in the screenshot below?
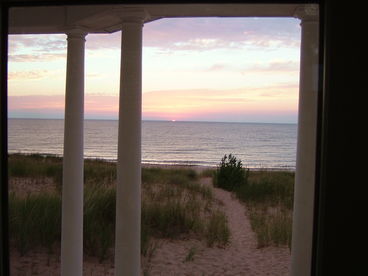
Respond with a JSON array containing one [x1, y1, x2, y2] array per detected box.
[[8, 116, 297, 125]]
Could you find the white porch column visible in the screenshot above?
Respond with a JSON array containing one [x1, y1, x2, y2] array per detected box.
[[291, 5, 319, 276], [114, 9, 146, 276], [61, 28, 87, 276]]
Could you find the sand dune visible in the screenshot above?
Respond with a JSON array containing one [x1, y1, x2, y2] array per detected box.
[[145, 177, 290, 276], [10, 175, 290, 276]]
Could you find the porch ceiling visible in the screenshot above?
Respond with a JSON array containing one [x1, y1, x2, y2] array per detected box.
[[8, 4, 300, 34]]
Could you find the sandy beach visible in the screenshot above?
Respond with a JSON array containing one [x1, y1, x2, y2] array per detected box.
[[9, 164, 290, 276]]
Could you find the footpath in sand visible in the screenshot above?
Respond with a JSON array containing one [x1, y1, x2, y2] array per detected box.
[[146, 177, 290, 276], [10, 176, 290, 275]]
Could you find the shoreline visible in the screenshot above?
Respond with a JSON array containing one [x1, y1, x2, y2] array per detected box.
[[8, 152, 296, 172]]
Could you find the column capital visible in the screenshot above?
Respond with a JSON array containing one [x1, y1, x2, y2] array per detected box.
[[113, 7, 149, 24], [65, 28, 88, 40], [294, 4, 319, 22]]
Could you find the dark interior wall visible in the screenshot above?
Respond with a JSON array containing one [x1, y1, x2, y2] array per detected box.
[[0, 4, 9, 276], [314, 0, 365, 275]]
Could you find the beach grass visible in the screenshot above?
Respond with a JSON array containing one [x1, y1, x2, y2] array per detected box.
[[141, 167, 224, 249], [9, 191, 62, 256], [233, 170, 294, 248], [83, 184, 116, 262], [9, 153, 293, 259], [9, 153, 63, 185], [205, 210, 230, 247], [236, 170, 294, 209], [210, 154, 294, 249], [8, 153, 227, 262]]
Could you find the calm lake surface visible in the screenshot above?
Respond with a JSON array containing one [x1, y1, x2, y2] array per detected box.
[[8, 118, 297, 169]]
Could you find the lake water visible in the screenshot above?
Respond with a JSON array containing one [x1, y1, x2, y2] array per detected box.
[[8, 118, 297, 169]]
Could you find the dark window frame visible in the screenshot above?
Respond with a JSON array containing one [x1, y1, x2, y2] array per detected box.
[[3, 1, 363, 275]]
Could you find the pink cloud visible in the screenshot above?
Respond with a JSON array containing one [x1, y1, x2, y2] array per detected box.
[[8, 70, 50, 80], [8, 34, 66, 52], [9, 85, 298, 123], [7, 18, 300, 65], [143, 17, 300, 51], [246, 60, 299, 73], [9, 95, 65, 111], [84, 95, 119, 114], [8, 18, 300, 63], [8, 94, 119, 117], [8, 53, 66, 62], [142, 86, 298, 123]]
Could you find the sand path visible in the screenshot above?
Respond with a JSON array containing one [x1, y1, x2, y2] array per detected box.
[[147, 177, 290, 276], [10, 176, 290, 275]]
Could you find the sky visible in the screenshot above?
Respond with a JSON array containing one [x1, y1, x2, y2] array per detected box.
[[8, 17, 301, 123]]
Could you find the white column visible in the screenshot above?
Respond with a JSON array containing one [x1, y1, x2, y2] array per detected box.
[[61, 28, 87, 276], [291, 5, 319, 276], [114, 10, 146, 276]]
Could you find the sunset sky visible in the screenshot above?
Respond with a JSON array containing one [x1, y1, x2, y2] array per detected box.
[[8, 17, 301, 123]]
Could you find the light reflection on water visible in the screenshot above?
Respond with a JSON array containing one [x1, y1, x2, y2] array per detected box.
[[8, 119, 297, 169]]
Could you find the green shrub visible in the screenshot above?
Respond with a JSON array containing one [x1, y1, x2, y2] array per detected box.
[[213, 154, 249, 191]]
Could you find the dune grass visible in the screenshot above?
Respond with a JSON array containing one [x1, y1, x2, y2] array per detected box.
[[8, 154, 228, 262], [9, 154, 293, 252], [8, 153, 63, 185], [83, 184, 116, 262], [141, 166, 228, 251], [209, 153, 294, 249], [9, 191, 62, 256], [205, 210, 230, 247], [233, 170, 294, 248]]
